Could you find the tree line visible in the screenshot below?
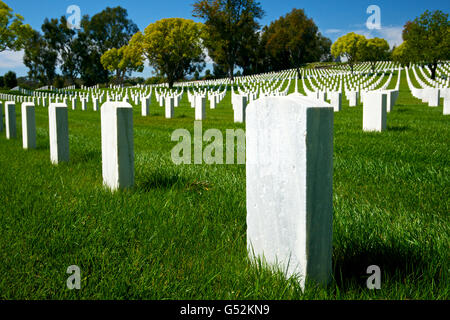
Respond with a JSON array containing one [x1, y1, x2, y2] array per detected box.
[[0, 0, 448, 89]]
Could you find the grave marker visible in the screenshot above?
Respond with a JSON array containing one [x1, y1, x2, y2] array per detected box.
[[246, 96, 334, 289]]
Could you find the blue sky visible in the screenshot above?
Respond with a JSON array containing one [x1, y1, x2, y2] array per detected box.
[[1, 0, 449, 77]]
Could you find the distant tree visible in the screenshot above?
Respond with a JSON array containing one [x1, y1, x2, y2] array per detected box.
[[101, 43, 144, 85], [23, 29, 58, 85], [361, 37, 390, 72], [331, 32, 367, 74], [262, 9, 331, 76], [53, 75, 65, 89], [402, 10, 450, 79], [212, 63, 227, 78], [194, 70, 200, 80], [74, 6, 139, 85], [392, 42, 411, 67], [203, 69, 214, 80], [0, 0, 33, 52], [41, 16, 78, 84], [0, 75, 4, 88], [4, 71, 17, 88], [138, 18, 205, 88], [193, 0, 264, 81]]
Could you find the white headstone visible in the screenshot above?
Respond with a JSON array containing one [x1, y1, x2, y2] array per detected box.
[[142, 97, 149, 116], [5, 101, 16, 139], [363, 92, 387, 132], [165, 96, 174, 119], [49, 103, 69, 164], [21, 102, 36, 149], [246, 96, 334, 289], [0, 101, 3, 132], [101, 102, 134, 191], [330, 92, 342, 112], [195, 96, 206, 120], [234, 95, 247, 123]]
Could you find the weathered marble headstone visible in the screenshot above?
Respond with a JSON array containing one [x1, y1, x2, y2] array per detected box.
[[21, 102, 36, 149], [165, 96, 174, 119], [0, 101, 3, 132], [141, 97, 149, 116], [234, 95, 247, 123], [5, 101, 17, 139], [330, 92, 342, 112], [49, 103, 69, 164], [444, 98, 450, 115], [195, 96, 206, 120], [93, 98, 99, 111], [246, 96, 334, 290], [363, 92, 387, 132], [426, 88, 440, 107], [348, 91, 358, 107], [101, 102, 134, 191]]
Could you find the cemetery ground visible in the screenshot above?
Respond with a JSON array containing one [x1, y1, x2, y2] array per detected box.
[[0, 72, 448, 300]]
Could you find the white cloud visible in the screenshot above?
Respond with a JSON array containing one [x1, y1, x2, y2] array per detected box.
[[325, 29, 342, 34], [0, 50, 25, 68], [378, 26, 403, 48]]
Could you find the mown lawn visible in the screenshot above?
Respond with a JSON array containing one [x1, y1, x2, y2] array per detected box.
[[0, 72, 448, 299]]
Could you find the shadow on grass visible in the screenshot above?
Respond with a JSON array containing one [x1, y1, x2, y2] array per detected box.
[[70, 150, 102, 164], [137, 171, 187, 191], [332, 243, 433, 289], [387, 125, 409, 132]]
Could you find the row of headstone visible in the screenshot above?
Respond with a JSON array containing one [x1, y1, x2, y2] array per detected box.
[[0, 100, 135, 191]]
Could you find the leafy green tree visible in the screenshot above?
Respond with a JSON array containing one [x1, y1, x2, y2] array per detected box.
[[262, 9, 331, 76], [361, 37, 390, 72], [212, 63, 227, 78], [138, 18, 205, 88], [193, 0, 264, 81], [72, 6, 139, 85], [402, 10, 450, 79], [0, 75, 4, 88], [0, 0, 32, 52], [23, 29, 58, 85], [41, 16, 78, 84], [4, 71, 17, 88], [331, 32, 367, 74], [392, 42, 410, 67], [101, 43, 144, 85]]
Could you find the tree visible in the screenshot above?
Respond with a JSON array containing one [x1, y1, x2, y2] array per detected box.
[[0, 75, 4, 88], [361, 37, 390, 72], [101, 44, 144, 85], [331, 32, 367, 74], [83, 6, 138, 54], [193, 0, 264, 81], [4, 71, 17, 88], [139, 18, 205, 88], [23, 29, 58, 85], [262, 9, 331, 76], [402, 10, 450, 80], [392, 42, 411, 67], [75, 6, 139, 85], [0, 0, 32, 52], [41, 16, 78, 84]]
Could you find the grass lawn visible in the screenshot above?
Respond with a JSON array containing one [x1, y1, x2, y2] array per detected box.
[[0, 71, 448, 299]]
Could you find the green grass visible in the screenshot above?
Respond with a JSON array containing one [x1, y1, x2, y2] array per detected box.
[[0, 71, 449, 300]]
